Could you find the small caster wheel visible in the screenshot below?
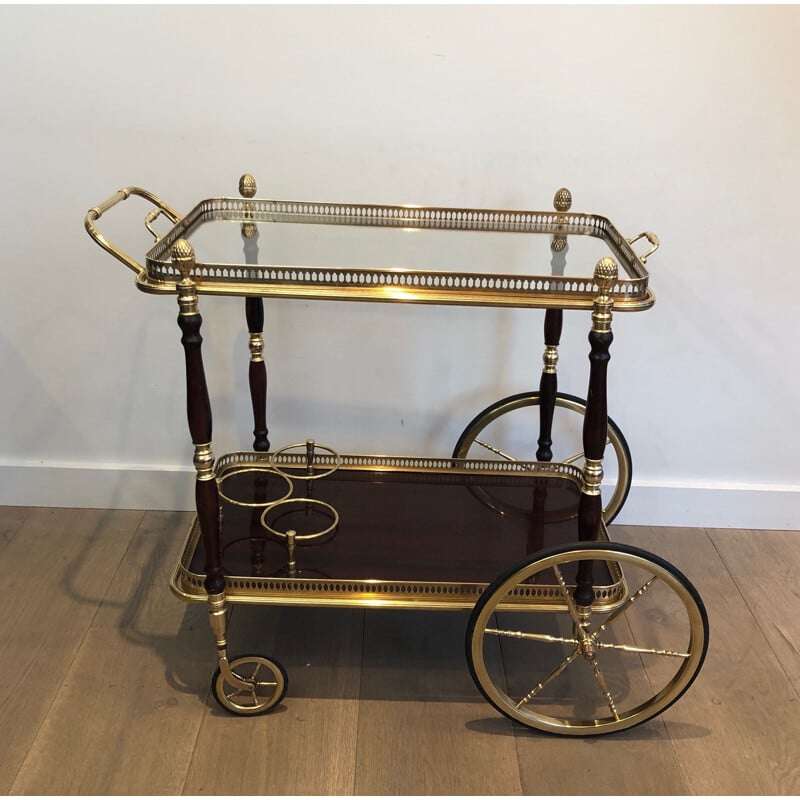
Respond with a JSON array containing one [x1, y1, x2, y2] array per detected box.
[[453, 391, 632, 523], [212, 655, 288, 716], [467, 542, 708, 736]]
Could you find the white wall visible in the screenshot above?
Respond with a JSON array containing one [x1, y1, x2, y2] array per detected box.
[[1, 5, 798, 528]]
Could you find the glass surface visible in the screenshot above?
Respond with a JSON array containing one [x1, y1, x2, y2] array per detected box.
[[184, 218, 617, 280]]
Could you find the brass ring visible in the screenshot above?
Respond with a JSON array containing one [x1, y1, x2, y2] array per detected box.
[[269, 441, 342, 481], [259, 498, 340, 541], [217, 466, 294, 508]]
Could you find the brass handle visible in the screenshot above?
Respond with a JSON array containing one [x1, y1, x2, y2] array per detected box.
[[145, 207, 169, 242], [85, 187, 182, 275], [627, 231, 660, 264]]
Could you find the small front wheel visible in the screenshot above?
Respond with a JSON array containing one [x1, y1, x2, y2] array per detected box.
[[212, 654, 288, 716], [467, 542, 708, 736]]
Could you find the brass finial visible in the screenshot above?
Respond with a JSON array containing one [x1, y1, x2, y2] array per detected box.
[[239, 174, 258, 238], [553, 188, 572, 212], [551, 188, 571, 252], [594, 256, 618, 292], [172, 238, 196, 279], [239, 173, 257, 198]]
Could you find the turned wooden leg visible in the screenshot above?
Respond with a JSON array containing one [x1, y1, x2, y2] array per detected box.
[[174, 240, 224, 597], [536, 309, 563, 461], [239, 173, 270, 453], [574, 257, 617, 608], [538, 188, 571, 462], [246, 298, 269, 451]]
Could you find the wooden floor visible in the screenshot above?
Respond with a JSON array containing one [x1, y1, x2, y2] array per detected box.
[[1, 506, 799, 795]]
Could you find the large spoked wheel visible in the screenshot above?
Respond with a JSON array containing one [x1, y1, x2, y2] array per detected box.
[[212, 655, 288, 716], [452, 392, 632, 523], [467, 542, 708, 736]]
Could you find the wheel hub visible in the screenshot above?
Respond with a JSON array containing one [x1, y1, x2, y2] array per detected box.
[[578, 635, 597, 661]]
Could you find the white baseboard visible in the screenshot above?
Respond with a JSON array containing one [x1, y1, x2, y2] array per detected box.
[[613, 480, 800, 530], [0, 463, 798, 530], [0, 463, 196, 512]]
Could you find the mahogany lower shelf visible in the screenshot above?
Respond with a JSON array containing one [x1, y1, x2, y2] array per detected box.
[[170, 455, 619, 611]]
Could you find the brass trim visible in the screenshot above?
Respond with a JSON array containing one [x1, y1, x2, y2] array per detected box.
[[175, 239, 199, 316], [260, 497, 339, 541], [177, 284, 198, 316], [239, 173, 258, 239], [553, 188, 572, 213], [542, 345, 559, 375], [193, 443, 215, 481], [239, 174, 257, 198], [144, 208, 168, 242], [627, 231, 660, 264], [591, 256, 618, 334], [220, 449, 585, 482], [217, 466, 293, 508], [85, 186, 181, 276], [136, 197, 654, 312], [248, 332, 264, 362], [591, 298, 613, 335], [268, 440, 342, 482], [207, 593, 258, 693], [551, 187, 571, 252], [170, 453, 622, 612], [582, 457, 604, 496], [207, 592, 228, 647], [170, 514, 621, 612]]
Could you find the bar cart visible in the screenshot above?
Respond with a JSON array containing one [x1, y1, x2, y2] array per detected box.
[[85, 176, 707, 736]]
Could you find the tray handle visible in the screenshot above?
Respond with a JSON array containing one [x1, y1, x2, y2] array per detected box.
[[85, 187, 182, 276], [626, 231, 660, 264]]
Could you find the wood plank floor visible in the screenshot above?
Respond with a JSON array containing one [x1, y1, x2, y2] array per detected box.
[[2, 506, 799, 795]]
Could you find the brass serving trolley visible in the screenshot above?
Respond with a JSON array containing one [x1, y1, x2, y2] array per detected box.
[[85, 176, 708, 736]]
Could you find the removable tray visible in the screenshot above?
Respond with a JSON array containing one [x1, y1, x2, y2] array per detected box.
[[171, 453, 623, 611], [143, 197, 654, 311]]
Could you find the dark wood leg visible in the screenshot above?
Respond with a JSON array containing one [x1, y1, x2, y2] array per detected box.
[[175, 238, 260, 700], [239, 173, 269, 453], [175, 242, 224, 597], [536, 309, 563, 461], [246, 297, 270, 451], [574, 259, 617, 608], [574, 327, 612, 606]]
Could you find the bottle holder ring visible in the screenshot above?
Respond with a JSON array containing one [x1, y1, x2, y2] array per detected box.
[[259, 498, 340, 542], [269, 440, 342, 482], [217, 467, 294, 508]]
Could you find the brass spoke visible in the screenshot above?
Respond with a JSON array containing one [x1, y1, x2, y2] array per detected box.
[[552, 564, 584, 629], [228, 673, 255, 692], [515, 649, 580, 709], [474, 438, 517, 462], [595, 641, 690, 659], [227, 689, 256, 704], [486, 627, 579, 646], [590, 659, 620, 721], [592, 576, 659, 636]]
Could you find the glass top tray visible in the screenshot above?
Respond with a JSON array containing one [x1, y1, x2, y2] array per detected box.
[[142, 197, 654, 311]]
